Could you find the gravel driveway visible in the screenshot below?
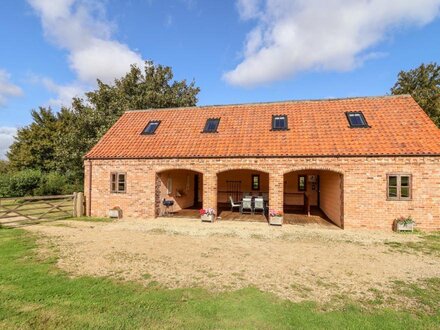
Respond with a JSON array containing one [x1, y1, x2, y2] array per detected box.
[[27, 217, 440, 304]]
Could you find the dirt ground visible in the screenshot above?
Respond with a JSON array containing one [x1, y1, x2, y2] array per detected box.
[[26, 218, 440, 304]]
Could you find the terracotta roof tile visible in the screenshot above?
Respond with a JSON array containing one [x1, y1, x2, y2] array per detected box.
[[85, 95, 440, 159]]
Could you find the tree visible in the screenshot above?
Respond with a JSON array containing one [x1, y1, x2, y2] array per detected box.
[[391, 63, 440, 127], [7, 107, 65, 172], [0, 160, 9, 174]]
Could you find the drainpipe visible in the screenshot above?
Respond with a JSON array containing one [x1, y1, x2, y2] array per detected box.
[[87, 159, 92, 216]]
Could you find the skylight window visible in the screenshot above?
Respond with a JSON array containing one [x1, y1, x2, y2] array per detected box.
[[203, 118, 220, 133], [142, 121, 160, 135], [346, 112, 369, 128], [272, 115, 288, 130]]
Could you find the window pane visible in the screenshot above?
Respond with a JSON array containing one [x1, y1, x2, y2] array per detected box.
[[111, 174, 117, 192], [299, 176, 306, 191], [388, 176, 397, 187], [401, 176, 409, 187], [204, 119, 219, 132], [252, 175, 259, 190], [401, 187, 409, 198], [143, 121, 160, 134], [118, 174, 125, 183], [273, 116, 287, 129], [388, 186, 397, 198], [146, 123, 158, 133], [347, 112, 367, 127]]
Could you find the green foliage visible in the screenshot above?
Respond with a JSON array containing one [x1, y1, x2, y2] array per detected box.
[[7, 108, 65, 172], [391, 62, 440, 127], [0, 160, 10, 174], [6, 61, 200, 186], [0, 170, 81, 198], [0, 174, 10, 198], [6, 169, 42, 197], [33, 172, 68, 196], [0, 229, 439, 329]]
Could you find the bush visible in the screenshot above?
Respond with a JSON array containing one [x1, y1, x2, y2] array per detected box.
[[34, 172, 67, 196], [0, 170, 82, 198], [7, 169, 42, 197], [0, 174, 10, 198]]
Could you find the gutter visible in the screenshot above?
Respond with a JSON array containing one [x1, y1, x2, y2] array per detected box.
[[83, 153, 440, 161]]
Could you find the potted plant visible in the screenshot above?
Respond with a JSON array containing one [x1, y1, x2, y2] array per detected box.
[[394, 215, 415, 232], [199, 208, 215, 222], [269, 209, 283, 226]]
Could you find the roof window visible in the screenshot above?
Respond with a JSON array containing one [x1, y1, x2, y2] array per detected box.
[[346, 112, 369, 128], [272, 115, 288, 130], [142, 121, 161, 135], [203, 118, 220, 133]]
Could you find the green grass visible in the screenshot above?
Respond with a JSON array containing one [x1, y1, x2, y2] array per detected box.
[[385, 232, 440, 256], [0, 229, 439, 329]]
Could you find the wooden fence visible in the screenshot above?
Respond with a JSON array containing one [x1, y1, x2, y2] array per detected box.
[[0, 193, 84, 226]]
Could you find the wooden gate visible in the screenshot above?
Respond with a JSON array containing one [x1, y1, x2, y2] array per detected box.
[[0, 194, 78, 227]]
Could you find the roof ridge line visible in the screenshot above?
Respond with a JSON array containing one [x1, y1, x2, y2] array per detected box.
[[126, 94, 412, 113]]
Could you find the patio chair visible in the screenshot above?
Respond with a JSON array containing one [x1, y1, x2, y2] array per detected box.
[[254, 197, 265, 215], [229, 196, 241, 212], [241, 197, 253, 214]]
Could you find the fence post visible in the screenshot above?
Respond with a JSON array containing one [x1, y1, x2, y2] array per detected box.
[[75, 192, 85, 217], [72, 192, 78, 217]]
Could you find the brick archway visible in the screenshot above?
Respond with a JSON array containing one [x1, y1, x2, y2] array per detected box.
[[155, 168, 204, 217], [283, 169, 344, 228], [216, 168, 270, 222]]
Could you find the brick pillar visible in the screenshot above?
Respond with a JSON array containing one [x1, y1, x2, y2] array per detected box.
[[153, 172, 162, 218], [269, 172, 283, 212], [203, 172, 218, 215]]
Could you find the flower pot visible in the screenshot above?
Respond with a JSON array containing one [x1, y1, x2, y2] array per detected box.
[[396, 222, 414, 232], [201, 214, 215, 222], [269, 216, 283, 226]]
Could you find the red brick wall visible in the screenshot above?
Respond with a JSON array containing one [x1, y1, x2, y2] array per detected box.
[[84, 156, 440, 231]]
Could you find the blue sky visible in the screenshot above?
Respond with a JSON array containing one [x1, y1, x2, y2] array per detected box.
[[0, 0, 440, 158]]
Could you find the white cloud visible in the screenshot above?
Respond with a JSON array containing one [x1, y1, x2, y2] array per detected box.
[[28, 0, 144, 104], [225, 0, 440, 87], [39, 77, 86, 107], [0, 127, 17, 160], [0, 70, 23, 107]]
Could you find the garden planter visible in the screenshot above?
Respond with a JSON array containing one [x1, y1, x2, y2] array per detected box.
[[269, 216, 283, 226], [108, 208, 122, 219], [201, 214, 215, 222], [396, 222, 414, 232]]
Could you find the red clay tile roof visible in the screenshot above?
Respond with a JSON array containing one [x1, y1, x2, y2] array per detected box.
[[85, 95, 440, 159]]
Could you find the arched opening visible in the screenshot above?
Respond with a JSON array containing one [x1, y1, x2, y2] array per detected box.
[[217, 169, 269, 222], [283, 169, 344, 228], [155, 169, 203, 218]]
